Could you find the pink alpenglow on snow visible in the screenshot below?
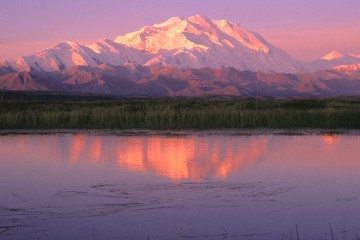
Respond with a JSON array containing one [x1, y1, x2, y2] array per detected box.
[[321, 51, 345, 61], [4, 15, 309, 73], [1, 0, 360, 62]]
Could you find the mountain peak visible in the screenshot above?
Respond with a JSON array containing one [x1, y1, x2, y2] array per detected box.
[[321, 51, 345, 61], [349, 53, 360, 58], [114, 15, 272, 54], [153, 16, 184, 28], [333, 63, 360, 75], [4, 15, 308, 73], [186, 14, 211, 24], [55, 41, 82, 51]]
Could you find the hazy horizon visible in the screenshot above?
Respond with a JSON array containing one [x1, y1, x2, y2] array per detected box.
[[1, 0, 360, 62]]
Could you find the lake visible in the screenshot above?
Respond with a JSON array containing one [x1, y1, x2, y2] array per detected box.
[[0, 132, 360, 240]]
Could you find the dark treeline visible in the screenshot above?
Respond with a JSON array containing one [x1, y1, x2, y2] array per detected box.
[[1, 95, 360, 129]]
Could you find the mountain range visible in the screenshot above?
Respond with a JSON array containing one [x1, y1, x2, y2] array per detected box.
[[1, 15, 360, 97]]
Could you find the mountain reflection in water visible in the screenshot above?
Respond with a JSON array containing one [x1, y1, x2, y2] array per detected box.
[[1, 133, 360, 240], [116, 137, 269, 180], [0, 133, 357, 182]]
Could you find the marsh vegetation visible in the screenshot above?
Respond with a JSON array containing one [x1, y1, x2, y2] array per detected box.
[[1, 95, 360, 129]]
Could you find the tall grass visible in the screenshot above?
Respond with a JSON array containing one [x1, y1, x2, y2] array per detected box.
[[1, 98, 360, 129]]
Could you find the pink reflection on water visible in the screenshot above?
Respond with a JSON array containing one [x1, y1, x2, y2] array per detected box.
[[146, 138, 196, 180], [1, 134, 360, 240], [70, 135, 85, 163], [117, 138, 146, 172], [322, 134, 339, 147], [215, 139, 268, 178], [90, 136, 102, 162], [1, 134, 359, 182], [116, 137, 269, 180]]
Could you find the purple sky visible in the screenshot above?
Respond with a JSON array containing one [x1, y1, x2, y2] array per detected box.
[[1, 0, 359, 62]]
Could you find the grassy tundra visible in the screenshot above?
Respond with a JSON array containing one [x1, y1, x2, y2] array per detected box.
[[1, 94, 360, 129]]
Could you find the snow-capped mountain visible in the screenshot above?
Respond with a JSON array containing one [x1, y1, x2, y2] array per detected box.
[[114, 15, 308, 73], [332, 63, 360, 75], [5, 40, 153, 72], [321, 51, 345, 61], [3, 14, 360, 97], [312, 51, 360, 70], [4, 15, 309, 73]]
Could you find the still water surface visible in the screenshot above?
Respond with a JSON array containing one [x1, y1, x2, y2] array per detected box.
[[0, 133, 360, 240]]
